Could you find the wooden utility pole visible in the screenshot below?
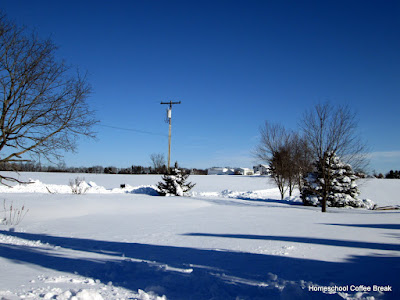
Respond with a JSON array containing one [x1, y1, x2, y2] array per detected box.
[[160, 101, 181, 172]]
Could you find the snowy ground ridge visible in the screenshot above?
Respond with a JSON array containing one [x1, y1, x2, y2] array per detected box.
[[0, 179, 160, 196]]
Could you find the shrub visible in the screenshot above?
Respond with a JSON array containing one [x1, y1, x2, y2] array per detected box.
[[69, 177, 89, 194], [1, 199, 29, 226]]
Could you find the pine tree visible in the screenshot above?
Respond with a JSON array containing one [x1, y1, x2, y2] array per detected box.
[[301, 152, 368, 208], [156, 165, 195, 196]]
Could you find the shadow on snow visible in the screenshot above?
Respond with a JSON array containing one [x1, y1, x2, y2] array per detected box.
[[0, 230, 399, 300], [323, 223, 400, 230], [182, 233, 400, 251], [194, 196, 304, 208]]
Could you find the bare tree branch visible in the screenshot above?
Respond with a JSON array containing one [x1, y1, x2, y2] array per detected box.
[[300, 102, 368, 171]]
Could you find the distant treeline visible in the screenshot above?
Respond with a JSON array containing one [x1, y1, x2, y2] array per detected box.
[[384, 170, 400, 179], [0, 162, 208, 175], [372, 170, 400, 179]]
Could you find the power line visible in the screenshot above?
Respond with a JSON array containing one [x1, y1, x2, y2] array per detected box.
[[98, 124, 167, 137]]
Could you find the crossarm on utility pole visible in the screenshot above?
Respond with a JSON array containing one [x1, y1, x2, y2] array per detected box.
[[160, 101, 181, 107]]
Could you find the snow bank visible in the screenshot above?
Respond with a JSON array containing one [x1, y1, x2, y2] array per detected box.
[[193, 189, 304, 206], [114, 184, 160, 196], [0, 179, 158, 196]]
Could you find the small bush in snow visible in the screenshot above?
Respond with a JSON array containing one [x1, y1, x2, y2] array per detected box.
[[156, 168, 195, 196], [301, 152, 373, 209], [69, 177, 89, 195], [1, 199, 29, 226]]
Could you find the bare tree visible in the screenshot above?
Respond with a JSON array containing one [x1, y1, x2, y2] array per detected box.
[[289, 132, 313, 192], [150, 153, 166, 174], [255, 122, 313, 200], [255, 122, 290, 163], [255, 122, 293, 199], [268, 145, 291, 200], [300, 102, 368, 212], [0, 13, 97, 184]]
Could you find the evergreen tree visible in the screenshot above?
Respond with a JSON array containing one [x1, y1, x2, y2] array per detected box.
[[301, 152, 369, 208], [156, 165, 195, 196]]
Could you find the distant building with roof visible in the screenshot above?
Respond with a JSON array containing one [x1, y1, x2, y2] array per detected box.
[[253, 164, 270, 175], [207, 167, 235, 175], [207, 167, 254, 175]]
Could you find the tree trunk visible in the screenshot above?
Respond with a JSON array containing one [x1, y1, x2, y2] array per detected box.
[[321, 196, 327, 212]]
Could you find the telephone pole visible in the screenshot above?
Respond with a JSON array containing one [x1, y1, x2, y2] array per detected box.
[[160, 101, 181, 172]]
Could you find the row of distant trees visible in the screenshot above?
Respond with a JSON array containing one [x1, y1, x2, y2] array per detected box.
[[383, 170, 400, 179], [370, 170, 400, 179], [0, 153, 207, 175]]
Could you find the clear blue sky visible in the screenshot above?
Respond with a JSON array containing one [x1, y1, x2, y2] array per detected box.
[[1, 0, 399, 173]]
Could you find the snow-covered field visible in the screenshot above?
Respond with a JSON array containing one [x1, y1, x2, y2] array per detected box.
[[0, 172, 399, 300]]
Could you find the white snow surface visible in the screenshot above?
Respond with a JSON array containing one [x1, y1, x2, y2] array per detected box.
[[0, 172, 399, 300]]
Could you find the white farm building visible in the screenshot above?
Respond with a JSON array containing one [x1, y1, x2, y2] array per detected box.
[[253, 164, 270, 175], [207, 167, 254, 175], [235, 168, 254, 175], [207, 167, 235, 175]]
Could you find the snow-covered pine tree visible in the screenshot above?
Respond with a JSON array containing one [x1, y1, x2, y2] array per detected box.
[[156, 165, 195, 196], [301, 152, 369, 208]]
